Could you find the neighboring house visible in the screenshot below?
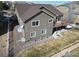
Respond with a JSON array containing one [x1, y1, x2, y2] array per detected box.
[[15, 3, 63, 42], [57, 1, 79, 23]]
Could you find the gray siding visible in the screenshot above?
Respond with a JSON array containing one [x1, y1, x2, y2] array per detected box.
[[24, 12, 54, 41]]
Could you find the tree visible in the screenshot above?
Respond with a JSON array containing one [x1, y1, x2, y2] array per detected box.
[[0, 1, 9, 11], [0, 1, 4, 10]]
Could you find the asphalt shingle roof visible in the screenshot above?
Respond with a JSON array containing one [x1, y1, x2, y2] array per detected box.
[[15, 3, 63, 23]]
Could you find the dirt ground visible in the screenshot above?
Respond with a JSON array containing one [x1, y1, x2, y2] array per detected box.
[[0, 33, 8, 57]]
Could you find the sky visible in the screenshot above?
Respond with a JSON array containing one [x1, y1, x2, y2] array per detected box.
[[28, 1, 71, 6]]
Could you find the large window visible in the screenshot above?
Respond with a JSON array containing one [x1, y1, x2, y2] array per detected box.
[[31, 20, 40, 27], [30, 31, 36, 38]]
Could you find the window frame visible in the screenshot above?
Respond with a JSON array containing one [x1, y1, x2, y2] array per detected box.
[[41, 29, 47, 35], [30, 31, 36, 38], [31, 20, 40, 27]]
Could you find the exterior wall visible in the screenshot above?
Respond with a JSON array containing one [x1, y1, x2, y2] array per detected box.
[[24, 12, 55, 41]]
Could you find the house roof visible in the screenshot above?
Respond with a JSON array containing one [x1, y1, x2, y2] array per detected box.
[[71, 1, 79, 4], [15, 3, 63, 23]]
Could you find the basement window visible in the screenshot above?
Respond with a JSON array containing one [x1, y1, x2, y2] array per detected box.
[[30, 31, 36, 38], [31, 20, 40, 27]]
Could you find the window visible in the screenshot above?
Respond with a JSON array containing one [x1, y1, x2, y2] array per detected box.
[[32, 22, 36, 26], [31, 20, 40, 27], [49, 18, 53, 23], [36, 21, 38, 25], [41, 29, 47, 35], [30, 31, 36, 38]]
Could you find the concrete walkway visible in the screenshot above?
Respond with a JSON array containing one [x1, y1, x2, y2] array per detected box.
[[52, 42, 79, 57]]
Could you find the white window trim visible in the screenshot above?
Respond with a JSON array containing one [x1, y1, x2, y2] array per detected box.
[[41, 29, 47, 35], [31, 20, 40, 27], [30, 31, 36, 38], [48, 18, 54, 23]]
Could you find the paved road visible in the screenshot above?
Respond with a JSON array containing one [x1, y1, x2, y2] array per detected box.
[[52, 42, 79, 57]]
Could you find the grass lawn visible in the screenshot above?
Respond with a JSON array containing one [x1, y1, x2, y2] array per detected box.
[[70, 47, 79, 57], [16, 29, 79, 57]]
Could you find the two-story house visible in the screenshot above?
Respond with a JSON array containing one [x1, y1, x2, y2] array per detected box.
[[10, 3, 64, 56], [15, 3, 63, 42]]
